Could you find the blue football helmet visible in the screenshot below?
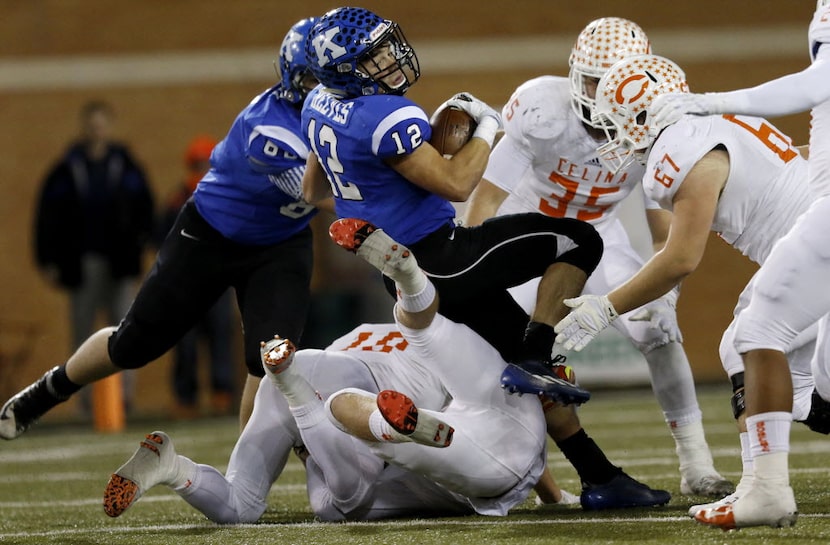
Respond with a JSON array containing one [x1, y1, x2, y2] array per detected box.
[[305, 7, 420, 97], [277, 17, 319, 104]]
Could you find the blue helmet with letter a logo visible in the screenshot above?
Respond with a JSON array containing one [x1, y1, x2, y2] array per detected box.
[[305, 7, 420, 97]]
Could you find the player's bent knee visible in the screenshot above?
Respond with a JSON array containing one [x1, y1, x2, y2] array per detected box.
[[557, 220, 604, 276]]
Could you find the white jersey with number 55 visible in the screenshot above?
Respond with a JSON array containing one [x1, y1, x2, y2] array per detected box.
[[485, 76, 651, 228]]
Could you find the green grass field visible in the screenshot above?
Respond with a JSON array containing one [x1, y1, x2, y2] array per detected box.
[[2, 384, 829, 545]]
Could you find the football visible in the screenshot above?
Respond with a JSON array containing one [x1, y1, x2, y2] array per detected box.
[[429, 107, 477, 157]]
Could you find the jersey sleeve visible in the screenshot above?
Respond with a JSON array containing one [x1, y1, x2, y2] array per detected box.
[[484, 133, 533, 192], [502, 76, 569, 142], [368, 96, 431, 159], [487, 77, 568, 192], [642, 120, 712, 210], [247, 123, 310, 174]]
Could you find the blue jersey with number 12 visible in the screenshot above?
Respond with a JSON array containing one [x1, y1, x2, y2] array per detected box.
[[302, 86, 456, 246]]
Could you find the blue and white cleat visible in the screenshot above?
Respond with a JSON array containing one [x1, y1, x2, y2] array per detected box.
[[581, 472, 671, 510], [500, 360, 591, 405]]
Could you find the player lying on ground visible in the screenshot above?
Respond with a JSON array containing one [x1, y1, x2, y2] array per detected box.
[[103, 218, 670, 522]]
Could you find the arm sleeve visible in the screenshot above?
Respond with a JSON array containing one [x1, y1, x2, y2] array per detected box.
[[712, 44, 830, 117]]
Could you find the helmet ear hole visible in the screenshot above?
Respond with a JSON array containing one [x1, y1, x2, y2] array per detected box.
[[636, 111, 648, 126]]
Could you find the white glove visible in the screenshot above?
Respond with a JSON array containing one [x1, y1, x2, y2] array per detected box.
[[627, 288, 683, 344], [650, 92, 728, 128], [554, 295, 619, 352], [431, 92, 502, 147]]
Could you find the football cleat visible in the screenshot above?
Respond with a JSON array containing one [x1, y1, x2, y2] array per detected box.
[[329, 218, 377, 253], [694, 482, 797, 530], [581, 472, 672, 510], [376, 390, 454, 448], [0, 366, 68, 440], [501, 360, 590, 405], [329, 218, 421, 283], [680, 472, 736, 497], [103, 431, 181, 517], [689, 490, 741, 518], [260, 336, 296, 375]]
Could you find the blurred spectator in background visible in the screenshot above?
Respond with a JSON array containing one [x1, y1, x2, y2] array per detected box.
[[33, 99, 155, 416], [157, 136, 235, 419]]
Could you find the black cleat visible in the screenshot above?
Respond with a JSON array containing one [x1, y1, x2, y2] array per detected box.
[[0, 366, 68, 440]]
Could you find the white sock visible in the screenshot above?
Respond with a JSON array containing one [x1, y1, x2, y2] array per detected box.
[[396, 281, 435, 313], [289, 402, 327, 429], [169, 455, 199, 492], [746, 411, 792, 459], [269, 365, 319, 408], [368, 409, 402, 442]]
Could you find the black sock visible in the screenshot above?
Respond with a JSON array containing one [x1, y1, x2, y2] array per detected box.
[[48, 364, 82, 399], [521, 321, 555, 361], [555, 428, 622, 487]]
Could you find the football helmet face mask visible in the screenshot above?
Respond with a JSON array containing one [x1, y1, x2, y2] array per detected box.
[[569, 17, 651, 128], [305, 7, 420, 97], [277, 17, 319, 104], [593, 54, 689, 174]]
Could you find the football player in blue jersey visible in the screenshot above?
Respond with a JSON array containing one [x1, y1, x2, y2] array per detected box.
[[300, 7, 604, 403], [0, 17, 322, 439]]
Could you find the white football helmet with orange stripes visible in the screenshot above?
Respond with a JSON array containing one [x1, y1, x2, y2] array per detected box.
[[569, 17, 651, 127], [593, 54, 689, 174]]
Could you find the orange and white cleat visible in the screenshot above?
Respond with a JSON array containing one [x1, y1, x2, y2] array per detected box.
[[260, 336, 296, 375], [103, 431, 181, 517], [329, 218, 419, 280], [328, 218, 377, 253], [376, 390, 454, 448], [694, 482, 797, 530]]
